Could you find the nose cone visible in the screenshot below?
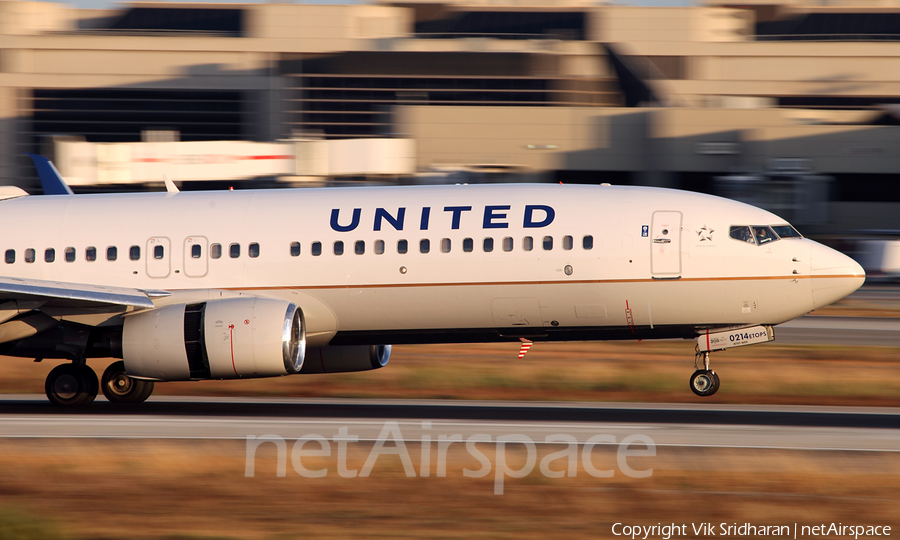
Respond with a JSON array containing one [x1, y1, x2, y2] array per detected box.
[[809, 242, 866, 309]]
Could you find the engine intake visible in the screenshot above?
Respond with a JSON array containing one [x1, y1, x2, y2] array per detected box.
[[122, 298, 305, 381]]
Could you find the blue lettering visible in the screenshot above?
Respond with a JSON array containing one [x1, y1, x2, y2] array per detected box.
[[443, 206, 472, 230], [331, 208, 361, 232], [523, 205, 555, 228], [420, 207, 431, 230], [374, 207, 406, 232], [483, 205, 510, 229]]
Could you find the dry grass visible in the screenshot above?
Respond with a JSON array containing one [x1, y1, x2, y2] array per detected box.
[[0, 440, 897, 540]]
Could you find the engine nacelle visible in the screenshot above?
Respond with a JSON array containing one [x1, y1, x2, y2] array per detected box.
[[300, 345, 391, 374], [122, 298, 305, 381]]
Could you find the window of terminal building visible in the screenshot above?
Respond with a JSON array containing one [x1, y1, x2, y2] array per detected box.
[[290, 242, 301, 257], [311, 242, 322, 256], [210, 244, 221, 259], [45, 248, 55, 263], [86, 247, 97, 262], [65, 247, 76, 262], [25, 249, 35, 264], [249, 242, 260, 258], [129, 246, 141, 261]]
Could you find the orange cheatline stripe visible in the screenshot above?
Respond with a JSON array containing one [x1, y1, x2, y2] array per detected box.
[[203, 273, 863, 293]]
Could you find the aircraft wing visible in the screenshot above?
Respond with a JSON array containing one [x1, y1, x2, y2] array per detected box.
[[0, 276, 156, 309]]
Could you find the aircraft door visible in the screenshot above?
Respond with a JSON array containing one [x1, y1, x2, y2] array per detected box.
[[184, 236, 209, 277], [650, 211, 682, 278], [146, 237, 171, 278]]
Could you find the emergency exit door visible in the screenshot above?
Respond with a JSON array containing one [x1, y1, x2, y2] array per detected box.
[[650, 211, 682, 278], [146, 237, 171, 278]]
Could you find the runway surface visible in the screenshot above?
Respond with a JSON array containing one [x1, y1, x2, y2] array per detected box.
[[777, 316, 900, 346], [1, 395, 898, 452]]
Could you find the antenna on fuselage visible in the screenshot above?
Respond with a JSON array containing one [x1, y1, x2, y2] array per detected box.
[[163, 174, 180, 194]]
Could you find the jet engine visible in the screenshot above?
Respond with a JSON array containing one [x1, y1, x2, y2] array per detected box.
[[300, 345, 391, 374], [122, 297, 305, 381]]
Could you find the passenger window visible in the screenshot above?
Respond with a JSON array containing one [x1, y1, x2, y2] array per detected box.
[[129, 246, 141, 261], [523, 236, 533, 251], [334, 241, 344, 256], [4, 249, 14, 264], [25, 249, 35, 263], [562, 236, 573, 250], [45, 248, 55, 263], [463, 238, 473, 252], [192, 244, 202, 259], [210, 244, 222, 259], [230, 243, 240, 258], [398, 240, 408, 254], [86, 247, 97, 262], [441, 238, 451, 253], [374, 240, 385, 255], [311, 242, 322, 256], [249, 243, 260, 258], [583, 235, 593, 250], [153, 245, 164, 260], [483, 238, 494, 252], [107, 246, 117, 261], [65, 247, 76, 262], [290, 242, 301, 257], [420, 239, 430, 254], [730, 226, 755, 244], [502, 237, 513, 252], [543, 236, 553, 250], [355, 241, 365, 255]]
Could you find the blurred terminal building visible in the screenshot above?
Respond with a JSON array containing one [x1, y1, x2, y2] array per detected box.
[[5, 0, 900, 235]]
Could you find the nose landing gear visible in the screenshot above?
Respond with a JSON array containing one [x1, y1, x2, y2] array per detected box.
[[690, 351, 720, 397]]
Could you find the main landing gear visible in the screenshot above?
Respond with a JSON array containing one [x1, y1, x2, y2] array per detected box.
[[44, 360, 153, 407], [690, 351, 720, 397]]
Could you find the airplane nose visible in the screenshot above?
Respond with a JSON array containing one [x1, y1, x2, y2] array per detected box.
[[809, 241, 865, 309]]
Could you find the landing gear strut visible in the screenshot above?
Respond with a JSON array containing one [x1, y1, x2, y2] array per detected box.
[[100, 361, 154, 404], [45, 363, 99, 407], [690, 351, 720, 397]]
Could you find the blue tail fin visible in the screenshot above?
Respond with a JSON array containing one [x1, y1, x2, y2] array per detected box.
[[24, 153, 74, 195]]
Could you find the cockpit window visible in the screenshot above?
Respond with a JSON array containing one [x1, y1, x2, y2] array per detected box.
[[752, 226, 777, 245], [732, 225, 796, 245], [771, 225, 802, 239], [730, 226, 755, 244]]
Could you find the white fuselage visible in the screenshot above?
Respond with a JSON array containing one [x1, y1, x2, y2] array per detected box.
[[0, 183, 864, 347]]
